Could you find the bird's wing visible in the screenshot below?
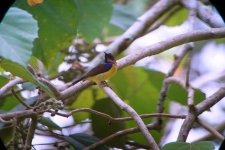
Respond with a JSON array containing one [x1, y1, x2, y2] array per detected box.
[[71, 63, 112, 85], [85, 63, 112, 77]]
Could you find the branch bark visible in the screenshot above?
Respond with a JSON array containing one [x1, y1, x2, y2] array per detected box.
[[99, 83, 159, 150]]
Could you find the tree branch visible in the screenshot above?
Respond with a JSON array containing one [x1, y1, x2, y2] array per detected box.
[[99, 83, 159, 150], [90, 0, 181, 66], [84, 123, 156, 150], [63, 27, 225, 101], [0, 77, 23, 97], [196, 118, 224, 141], [23, 116, 38, 150], [118, 27, 225, 69], [50, 108, 186, 122]]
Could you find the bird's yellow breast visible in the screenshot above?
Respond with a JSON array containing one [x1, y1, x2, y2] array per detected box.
[[87, 64, 117, 83]]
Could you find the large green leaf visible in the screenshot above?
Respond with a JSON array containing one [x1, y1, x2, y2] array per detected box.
[[162, 141, 214, 150], [0, 7, 38, 67], [64, 133, 108, 150], [0, 95, 19, 111], [76, 0, 112, 42], [0, 60, 54, 97], [91, 98, 126, 148], [15, 0, 113, 66], [14, 0, 78, 66]]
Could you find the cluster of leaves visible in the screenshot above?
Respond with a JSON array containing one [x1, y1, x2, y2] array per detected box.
[[0, 0, 215, 149]]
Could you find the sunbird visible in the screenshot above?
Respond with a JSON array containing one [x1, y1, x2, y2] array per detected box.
[[72, 52, 117, 84]]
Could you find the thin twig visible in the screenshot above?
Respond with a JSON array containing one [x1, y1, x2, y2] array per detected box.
[[99, 83, 159, 150], [84, 123, 156, 150], [49, 108, 186, 122], [38, 77, 61, 97], [23, 116, 38, 150], [196, 118, 224, 141], [156, 44, 192, 127], [11, 89, 33, 109]]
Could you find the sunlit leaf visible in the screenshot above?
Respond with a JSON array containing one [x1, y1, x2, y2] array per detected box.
[[15, 0, 78, 66], [0, 7, 38, 67]]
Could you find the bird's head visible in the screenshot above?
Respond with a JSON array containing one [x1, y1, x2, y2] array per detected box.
[[104, 52, 116, 64]]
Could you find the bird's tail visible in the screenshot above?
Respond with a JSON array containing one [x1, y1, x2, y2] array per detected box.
[[71, 76, 85, 85]]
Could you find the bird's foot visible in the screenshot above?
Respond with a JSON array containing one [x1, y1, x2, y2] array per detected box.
[[99, 81, 112, 89]]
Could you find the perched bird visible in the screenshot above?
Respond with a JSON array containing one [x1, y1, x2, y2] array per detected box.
[[72, 52, 117, 84]]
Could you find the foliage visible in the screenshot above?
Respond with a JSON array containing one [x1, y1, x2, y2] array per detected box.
[[0, 0, 224, 149]]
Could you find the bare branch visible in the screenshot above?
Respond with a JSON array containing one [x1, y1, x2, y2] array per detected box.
[[196, 118, 224, 141], [63, 28, 225, 101], [90, 0, 181, 66], [196, 87, 225, 115], [23, 116, 38, 150], [99, 83, 159, 150], [0, 77, 23, 97], [155, 44, 192, 127], [11, 89, 33, 109], [50, 108, 186, 122], [118, 27, 225, 69], [38, 77, 61, 97], [177, 87, 225, 141], [84, 123, 156, 150]]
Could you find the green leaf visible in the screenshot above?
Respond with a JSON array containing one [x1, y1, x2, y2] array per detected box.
[[22, 82, 36, 91], [38, 116, 61, 130], [165, 8, 189, 26], [12, 96, 37, 111], [64, 133, 108, 150], [0, 95, 19, 111], [0, 75, 9, 88], [91, 98, 126, 148], [76, 0, 112, 42], [0, 60, 54, 97], [162, 141, 214, 150], [0, 7, 38, 67], [0, 126, 13, 145], [14, 0, 78, 66], [110, 4, 137, 30], [167, 83, 188, 105], [194, 88, 206, 104]]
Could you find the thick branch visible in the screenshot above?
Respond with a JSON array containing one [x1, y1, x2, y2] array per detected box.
[[90, 0, 180, 66], [63, 28, 225, 100], [118, 27, 225, 69]]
